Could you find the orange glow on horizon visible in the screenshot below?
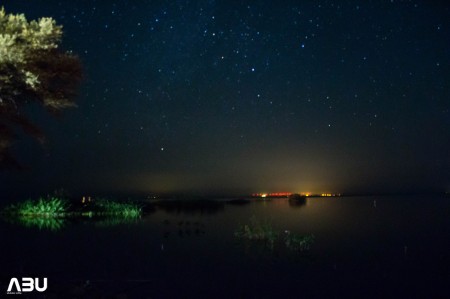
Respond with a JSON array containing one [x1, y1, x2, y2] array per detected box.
[[252, 192, 340, 198], [252, 192, 292, 198]]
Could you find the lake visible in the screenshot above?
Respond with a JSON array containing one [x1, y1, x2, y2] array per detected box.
[[1, 195, 450, 298]]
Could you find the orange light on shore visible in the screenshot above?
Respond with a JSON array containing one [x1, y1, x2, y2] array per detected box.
[[252, 192, 340, 198], [252, 192, 292, 198], [321, 193, 336, 197]]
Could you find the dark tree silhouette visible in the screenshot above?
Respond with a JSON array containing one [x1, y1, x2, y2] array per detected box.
[[0, 7, 82, 168]]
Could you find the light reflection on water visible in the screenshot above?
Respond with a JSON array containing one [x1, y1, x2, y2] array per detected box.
[[1, 195, 449, 297]]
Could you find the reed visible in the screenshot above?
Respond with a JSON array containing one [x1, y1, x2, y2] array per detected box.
[[284, 233, 315, 251], [235, 216, 279, 245], [235, 216, 315, 252], [91, 199, 142, 218], [4, 197, 69, 217]]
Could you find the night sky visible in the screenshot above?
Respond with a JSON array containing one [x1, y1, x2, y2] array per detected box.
[[1, 1, 449, 198]]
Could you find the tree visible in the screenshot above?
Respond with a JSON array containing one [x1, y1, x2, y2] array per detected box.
[[0, 7, 82, 168]]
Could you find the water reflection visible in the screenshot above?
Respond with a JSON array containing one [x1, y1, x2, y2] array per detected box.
[[2, 196, 449, 298], [154, 199, 225, 215], [226, 198, 251, 205], [4, 216, 66, 231], [238, 239, 279, 259], [93, 216, 141, 227], [1, 214, 145, 230], [162, 219, 206, 239], [288, 198, 307, 208]]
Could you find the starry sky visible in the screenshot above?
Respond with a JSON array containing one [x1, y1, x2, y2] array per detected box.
[[1, 0, 449, 198]]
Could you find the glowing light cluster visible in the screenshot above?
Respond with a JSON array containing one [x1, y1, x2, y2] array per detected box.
[[252, 192, 292, 198], [251, 192, 341, 198]]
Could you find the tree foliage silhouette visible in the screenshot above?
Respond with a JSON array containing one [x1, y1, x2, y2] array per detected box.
[[0, 7, 82, 168]]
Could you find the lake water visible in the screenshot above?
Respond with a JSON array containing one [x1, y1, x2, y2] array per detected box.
[[1, 195, 450, 298]]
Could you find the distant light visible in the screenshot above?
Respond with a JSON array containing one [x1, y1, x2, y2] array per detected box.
[[161, 147, 164, 151], [261, 193, 267, 198]]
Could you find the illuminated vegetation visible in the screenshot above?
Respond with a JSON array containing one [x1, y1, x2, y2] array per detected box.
[[0, 7, 82, 168], [284, 233, 315, 251], [235, 216, 279, 247], [93, 217, 141, 227], [7, 216, 66, 231], [1, 197, 142, 230], [89, 199, 142, 218], [4, 197, 69, 217], [235, 216, 315, 252]]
